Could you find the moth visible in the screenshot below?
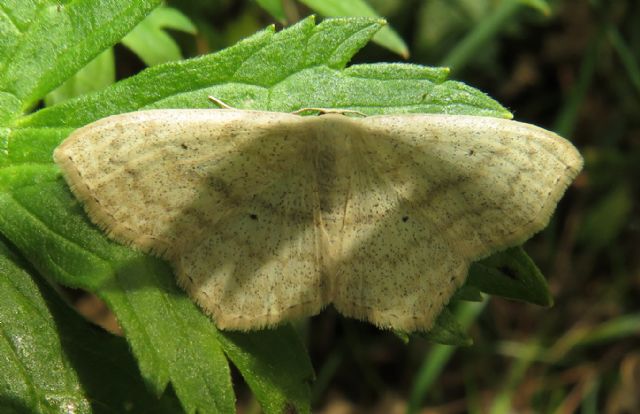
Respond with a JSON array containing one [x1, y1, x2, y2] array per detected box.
[[54, 108, 582, 332]]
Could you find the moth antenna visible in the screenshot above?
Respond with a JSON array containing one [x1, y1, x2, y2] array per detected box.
[[292, 107, 367, 117], [207, 96, 236, 110]]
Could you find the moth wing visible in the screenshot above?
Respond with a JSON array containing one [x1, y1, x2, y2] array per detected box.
[[332, 115, 582, 331], [54, 109, 328, 329]]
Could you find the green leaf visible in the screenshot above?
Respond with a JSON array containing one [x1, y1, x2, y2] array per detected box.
[[0, 92, 21, 124], [121, 6, 197, 67], [0, 240, 91, 414], [19, 18, 509, 130], [298, 0, 410, 57], [43, 6, 195, 106], [467, 247, 553, 307], [0, 237, 182, 413], [219, 327, 314, 414], [255, 0, 287, 23], [0, 0, 162, 111], [44, 49, 115, 106]]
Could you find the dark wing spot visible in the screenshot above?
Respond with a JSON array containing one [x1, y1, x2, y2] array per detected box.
[[180, 143, 188, 150], [249, 213, 258, 220], [402, 215, 409, 222]]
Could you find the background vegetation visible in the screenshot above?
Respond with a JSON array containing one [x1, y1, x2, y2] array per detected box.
[[0, 0, 638, 413]]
